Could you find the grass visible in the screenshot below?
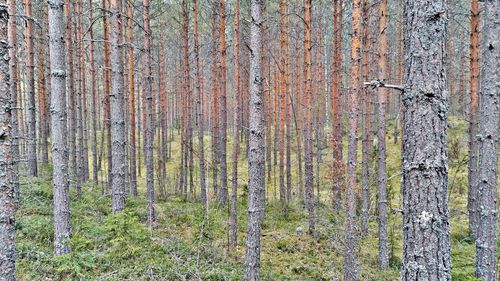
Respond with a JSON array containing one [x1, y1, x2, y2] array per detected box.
[[15, 116, 498, 280]]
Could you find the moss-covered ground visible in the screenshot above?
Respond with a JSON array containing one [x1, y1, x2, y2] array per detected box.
[[16, 117, 497, 280]]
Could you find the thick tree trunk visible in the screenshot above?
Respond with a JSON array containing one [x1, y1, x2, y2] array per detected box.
[[475, 1, 499, 279], [143, 0, 155, 229], [401, 0, 451, 279], [24, 0, 37, 177], [245, 1, 265, 279], [0, 2, 15, 278], [102, 0, 112, 190], [48, 0, 71, 256], [377, 0, 389, 269], [303, 0, 315, 235], [109, 0, 126, 213], [344, 0, 362, 279], [229, 0, 240, 247], [467, 0, 480, 239]]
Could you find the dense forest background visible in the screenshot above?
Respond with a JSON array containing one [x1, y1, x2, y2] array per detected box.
[[0, 0, 498, 280]]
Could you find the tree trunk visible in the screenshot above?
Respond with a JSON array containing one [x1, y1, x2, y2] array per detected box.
[[344, 0, 362, 279], [7, 0, 19, 205], [24, 0, 37, 177], [218, 0, 228, 205], [377, 0, 389, 269], [467, 0, 480, 239], [360, 0, 371, 237], [331, 0, 343, 212], [474, 1, 499, 279], [127, 0, 137, 196], [65, 0, 76, 186], [0, 2, 15, 278], [303, 0, 315, 236], [401, 0, 451, 279], [102, 0, 112, 190], [229, 0, 240, 247], [245, 1, 265, 278], [278, 0, 286, 204], [109, 0, 126, 213], [143, 0, 155, 229], [89, 0, 98, 184], [48, 0, 71, 256], [211, 5, 219, 199], [193, 0, 206, 210], [37, 6, 48, 165]]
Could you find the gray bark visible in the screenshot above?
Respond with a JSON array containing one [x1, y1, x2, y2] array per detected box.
[[0, 3, 15, 279], [377, 0, 389, 270], [143, 0, 154, 229], [475, 1, 499, 279], [401, 0, 451, 279], [48, 0, 71, 256], [24, 0, 37, 177], [110, 0, 126, 213], [193, 0, 206, 212], [245, 0, 265, 279], [65, 0, 76, 188]]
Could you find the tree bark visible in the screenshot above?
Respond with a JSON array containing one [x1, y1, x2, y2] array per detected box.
[[401, 0, 451, 279], [89, 0, 98, 184], [245, 1, 265, 279], [24, 0, 37, 177], [467, 0, 480, 239], [344, 0, 362, 279], [143, 0, 155, 229], [229, 0, 240, 247], [475, 1, 499, 279], [0, 2, 15, 278], [218, 0, 228, 205], [303, 0, 315, 235], [377, 0, 389, 269], [109, 0, 126, 213], [127, 0, 137, 196], [331, 0, 343, 212], [48, 0, 71, 256], [7, 0, 19, 205]]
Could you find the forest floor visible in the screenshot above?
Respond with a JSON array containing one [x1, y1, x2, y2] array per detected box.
[[16, 117, 495, 280]]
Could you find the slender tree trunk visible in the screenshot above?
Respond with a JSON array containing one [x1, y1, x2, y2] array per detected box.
[[0, 2, 15, 278], [143, 0, 155, 229], [475, 1, 499, 279], [24, 0, 37, 177], [73, 1, 83, 196], [377, 0, 389, 269], [360, 0, 371, 237], [284, 0, 292, 203], [218, 0, 228, 205], [229, 0, 241, 247], [331, 0, 343, 212], [65, 0, 76, 186], [7, 0, 19, 205], [48, 0, 71, 256], [109, 0, 126, 213], [303, 0, 315, 235], [344, 0, 362, 279], [89, 0, 98, 184], [37, 6, 48, 165], [102, 0, 112, 190], [294, 25, 304, 201], [193, 0, 206, 210], [79, 0, 88, 182], [278, 0, 286, 204], [467, 0, 480, 239], [245, 1, 265, 278], [127, 0, 137, 196], [401, 0, 451, 279], [211, 5, 219, 199]]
